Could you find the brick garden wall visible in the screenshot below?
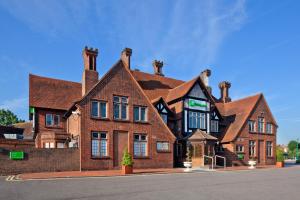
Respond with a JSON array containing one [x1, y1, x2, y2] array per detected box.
[[0, 144, 79, 175]]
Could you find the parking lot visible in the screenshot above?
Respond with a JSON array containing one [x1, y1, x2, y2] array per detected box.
[[1, 166, 300, 200]]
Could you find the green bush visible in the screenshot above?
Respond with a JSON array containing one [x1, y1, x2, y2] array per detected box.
[[276, 148, 284, 162], [296, 159, 300, 164], [121, 148, 134, 166]]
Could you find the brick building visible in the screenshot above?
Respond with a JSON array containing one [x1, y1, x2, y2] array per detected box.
[[29, 47, 277, 170]]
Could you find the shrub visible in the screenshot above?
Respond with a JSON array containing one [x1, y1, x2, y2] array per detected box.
[[121, 148, 134, 166], [276, 148, 284, 162]]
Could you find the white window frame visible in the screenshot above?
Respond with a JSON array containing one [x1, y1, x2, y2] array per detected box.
[[133, 134, 148, 157], [249, 140, 256, 157], [188, 111, 206, 129], [91, 101, 107, 118], [45, 114, 60, 127], [133, 106, 147, 122], [113, 96, 128, 120], [248, 120, 256, 132], [258, 117, 265, 133], [236, 144, 244, 153], [156, 141, 170, 152], [266, 141, 273, 157], [91, 132, 108, 157], [266, 123, 273, 134]]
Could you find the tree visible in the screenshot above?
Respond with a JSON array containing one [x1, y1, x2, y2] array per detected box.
[[0, 109, 24, 126], [288, 140, 299, 159]]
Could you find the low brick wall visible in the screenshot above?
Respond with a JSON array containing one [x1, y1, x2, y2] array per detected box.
[[0, 146, 80, 175]]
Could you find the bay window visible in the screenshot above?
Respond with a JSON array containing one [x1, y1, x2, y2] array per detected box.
[[189, 111, 206, 129]]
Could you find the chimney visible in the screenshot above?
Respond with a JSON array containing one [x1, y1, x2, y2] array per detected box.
[[82, 46, 99, 96], [121, 48, 132, 69], [153, 60, 164, 76], [201, 69, 212, 94], [219, 81, 231, 103]]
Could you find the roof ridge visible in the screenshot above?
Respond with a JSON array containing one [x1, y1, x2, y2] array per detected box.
[[29, 73, 81, 85], [225, 93, 262, 104], [130, 70, 185, 83]]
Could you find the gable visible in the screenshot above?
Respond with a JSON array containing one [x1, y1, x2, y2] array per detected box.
[[187, 83, 207, 99], [78, 61, 176, 141]]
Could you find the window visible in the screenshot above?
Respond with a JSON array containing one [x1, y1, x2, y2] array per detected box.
[[157, 142, 170, 152], [211, 120, 219, 132], [45, 114, 60, 127], [134, 134, 147, 157], [258, 117, 264, 133], [236, 145, 244, 153], [160, 113, 168, 124], [248, 120, 256, 132], [44, 142, 55, 148], [91, 132, 108, 157], [249, 140, 256, 157], [57, 142, 65, 148], [113, 96, 128, 120], [266, 123, 273, 134], [91, 101, 107, 118], [266, 141, 273, 157], [133, 106, 147, 122], [188, 111, 206, 129]]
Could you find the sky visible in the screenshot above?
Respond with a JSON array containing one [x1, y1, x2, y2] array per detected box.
[[0, 0, 299, 144]]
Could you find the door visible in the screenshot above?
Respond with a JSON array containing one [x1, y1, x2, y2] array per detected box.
[[113, 131, 128, 168], [257, 140, 264, 164]]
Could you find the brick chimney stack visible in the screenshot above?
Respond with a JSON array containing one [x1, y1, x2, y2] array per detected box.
[[219, 81, 231, 103], [200, 69, 212, 94], [153, 60, 164, 76], [121, 48, 132, 69], [82, 46, 99, 96]]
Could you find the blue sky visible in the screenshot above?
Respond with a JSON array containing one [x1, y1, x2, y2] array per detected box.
[[0, 0, 299, 144]]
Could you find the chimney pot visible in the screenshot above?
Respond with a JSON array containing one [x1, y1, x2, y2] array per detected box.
[[153, 60, 164, 76]]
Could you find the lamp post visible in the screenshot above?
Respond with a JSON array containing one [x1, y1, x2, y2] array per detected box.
[[296, 138, 299, 161]]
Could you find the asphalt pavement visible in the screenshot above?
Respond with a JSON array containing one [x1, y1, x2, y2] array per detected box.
[[1, 166, 300, 200]]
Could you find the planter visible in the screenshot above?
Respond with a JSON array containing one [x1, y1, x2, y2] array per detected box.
[[276, 161, 284, 168], [248, 160, 257, 169], [183, 161, 192, 172], [122, 165, 133, 175]]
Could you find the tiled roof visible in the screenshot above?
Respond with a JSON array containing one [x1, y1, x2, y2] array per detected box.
[[13, 122, 34, 139], [216, 93, 262, 143], [166, 77, 198, 102], [188, 129, 218, 141], [131, 70, 184, 100], [29, 74, 82, 110]]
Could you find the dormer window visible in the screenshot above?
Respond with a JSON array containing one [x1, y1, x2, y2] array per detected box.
[[156, 102, 169, 124]]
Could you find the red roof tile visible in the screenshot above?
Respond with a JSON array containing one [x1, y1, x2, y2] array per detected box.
[[29, 74, 82, 110], [216, 94, 262, 143], [131, 70, 184, 101]]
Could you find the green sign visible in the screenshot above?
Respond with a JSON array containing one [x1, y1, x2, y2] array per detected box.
[[29, 107, 35, 114], [238, 154, 244, 160], [188, 99, 207, 108], [10, 151, 24, 160]]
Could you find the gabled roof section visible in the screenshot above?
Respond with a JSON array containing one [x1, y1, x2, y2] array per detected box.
[[151, 96, 173, 114], [187, 129, 218, 141], [29, 74, 82, 110], [131, 70, 184, 101], [166, 76, 215, 103], [216, 93, 262, 143]]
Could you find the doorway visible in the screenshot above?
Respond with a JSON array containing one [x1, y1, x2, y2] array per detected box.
[[113, 131, 128, 168], [257, 140, 265, 164]]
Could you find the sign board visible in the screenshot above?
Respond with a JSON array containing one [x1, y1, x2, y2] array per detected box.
[[238, 154, 244, 160], [10, 151, 24, 160], [185, 99, 209, 111]]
